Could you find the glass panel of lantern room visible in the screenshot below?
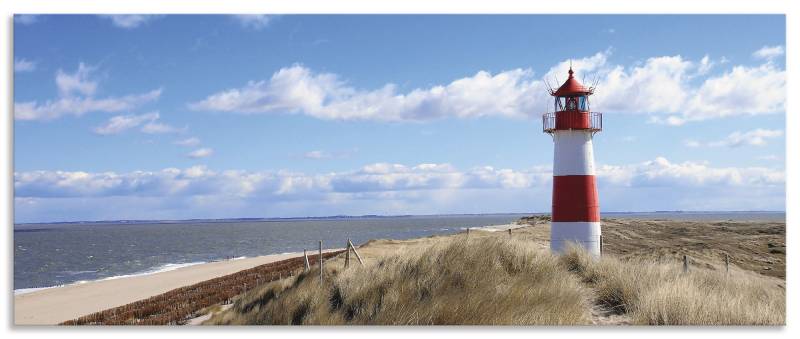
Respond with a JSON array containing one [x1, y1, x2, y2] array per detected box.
[[555, 97, 565, 111], [566, 97, 577, 110], [579, 96, 588, 111]]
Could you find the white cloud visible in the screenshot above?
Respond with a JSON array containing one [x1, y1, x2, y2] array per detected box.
[[15, 157, 782, 198], [14, 158, 784, 221], [189, 63, 547, 121], [191, 49, 784, 124], [710, 129, 783, 147], [752, 45, 784, 60], [15, 15, 38, 25], [175, 137, 201, 147], [100, 15, 160, 29], [93, 112, 159, 135], [233, 15, 276, 30], [596, 157, 784, 188], [683, 129, 783, 148], [141, 121, 186, 134], [14, 63, 162, 121], [14, 58, 36, 72], [188, 148, 214, 159], [56, 63, 97, 97]]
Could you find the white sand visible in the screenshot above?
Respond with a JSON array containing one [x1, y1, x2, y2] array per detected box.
[[470, 223, 527, 232], [14, 250, 338, 325]]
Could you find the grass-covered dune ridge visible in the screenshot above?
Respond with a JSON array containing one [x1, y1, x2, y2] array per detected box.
[[561, 245, 785, 325], [208, 235, 784, 325], [209, 238, 590, 325]]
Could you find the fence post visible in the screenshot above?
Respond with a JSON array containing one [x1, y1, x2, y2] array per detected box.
[[348, 239, 364, 265], [319, 240, 323, 283], [345, 239, 351, 268], [508, 228, 512, 238], [683, 255, 689, 273], [725, 253, 730, 274], [304, 249, 310, 272], [467, 228, 470, 238], [600, 234, 603, 255]]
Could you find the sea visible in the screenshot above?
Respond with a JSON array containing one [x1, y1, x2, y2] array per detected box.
[[13, 211, 784, 294]]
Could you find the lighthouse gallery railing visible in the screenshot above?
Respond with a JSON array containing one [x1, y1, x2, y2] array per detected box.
[[542, 111, 602, 134]]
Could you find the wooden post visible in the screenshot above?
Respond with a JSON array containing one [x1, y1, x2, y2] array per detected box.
[[683, 255, 689, 273], [319, 240, 323, 283], [303, 249, 310, 272], [345, 239, 351, 268], [725, 253, 730, 273], [508, 228, 512, 238], [348, 239, 364, 265], [467, 228, 470, 238], [600, 235, 603, 255]]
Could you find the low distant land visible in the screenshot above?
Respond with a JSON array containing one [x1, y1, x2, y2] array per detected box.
[[15, 214, 785, 325], [13, 210, 785, 226]]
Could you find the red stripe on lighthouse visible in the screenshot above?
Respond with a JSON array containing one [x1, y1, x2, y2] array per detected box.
[[552, 175, 600, 222]]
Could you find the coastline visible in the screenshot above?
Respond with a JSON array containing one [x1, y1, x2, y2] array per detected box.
[[14, 218, 786, 325], [13, 249, 342, 325]]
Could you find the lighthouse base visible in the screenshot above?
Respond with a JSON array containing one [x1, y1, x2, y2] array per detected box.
[[550, 221, 601, 256]]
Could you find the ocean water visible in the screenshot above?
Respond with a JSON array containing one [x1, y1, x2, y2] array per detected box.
[[13, 212, 784, 292], [13, 214, 525, 291]]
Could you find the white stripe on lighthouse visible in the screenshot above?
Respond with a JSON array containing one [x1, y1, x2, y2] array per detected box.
[[550, 221, 601, 255], [553, 130, 595, 176]]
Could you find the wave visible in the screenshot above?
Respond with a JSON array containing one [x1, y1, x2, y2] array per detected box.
[[14, 261, 207, 295]]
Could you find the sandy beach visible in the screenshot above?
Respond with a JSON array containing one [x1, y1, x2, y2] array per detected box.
[[14, 250, 340, 325]]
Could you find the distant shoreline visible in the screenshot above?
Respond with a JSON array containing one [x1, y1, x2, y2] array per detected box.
[[13, 210, 786, 226]]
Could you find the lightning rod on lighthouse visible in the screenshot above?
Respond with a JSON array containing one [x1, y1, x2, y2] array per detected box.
[[543, 66, 602, 256]]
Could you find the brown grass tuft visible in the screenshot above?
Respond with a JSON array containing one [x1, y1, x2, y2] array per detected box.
[[560, 245, 785, 325], [208, 237, 591, 325]]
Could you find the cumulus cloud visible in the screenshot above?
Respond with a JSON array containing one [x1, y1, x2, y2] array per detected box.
[[752, 45, 784, 60], [596, 157, 784, 188], [14, 63, 162, 121], [188, 148, 214, 159], [14, 158, 784, 221], [15, 158, 783, 198], [190, 49, 784, 124], [189, 64, 547, 121], [14, 58, 36, 72], [684, 129, 783, 148], [232, 15, 276, 30], [100, 15, 161, 29]]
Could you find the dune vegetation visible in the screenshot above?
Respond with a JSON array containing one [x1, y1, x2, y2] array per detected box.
[[207, 234, 784, 325]]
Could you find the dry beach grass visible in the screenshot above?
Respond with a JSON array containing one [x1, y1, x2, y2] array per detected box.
[[208, 220, 785, 325], [209, 237, 591, 325], [19, 217, 782, 326]]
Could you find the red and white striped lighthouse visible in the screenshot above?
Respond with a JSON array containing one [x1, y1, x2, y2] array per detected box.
[[543, 66, 602, 256]]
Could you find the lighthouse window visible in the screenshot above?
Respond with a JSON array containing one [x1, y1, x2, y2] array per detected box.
[[555, 97, 566, 111], [578, 96, 589, 111], [565, 97, 578, 110]]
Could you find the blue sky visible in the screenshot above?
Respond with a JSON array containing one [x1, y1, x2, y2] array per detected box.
[[13, 15, 786, 222]]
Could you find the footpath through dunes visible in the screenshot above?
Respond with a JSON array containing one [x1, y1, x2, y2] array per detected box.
[[207, 219, 785, 325]]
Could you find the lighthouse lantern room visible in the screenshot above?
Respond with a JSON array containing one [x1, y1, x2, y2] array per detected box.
[[543, 66, 602, 256]]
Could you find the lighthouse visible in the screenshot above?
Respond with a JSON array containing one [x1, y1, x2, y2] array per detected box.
[[543, 66, 602, 256]]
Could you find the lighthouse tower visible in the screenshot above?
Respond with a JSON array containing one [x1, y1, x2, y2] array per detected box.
[[543, 67, 602, 256]]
